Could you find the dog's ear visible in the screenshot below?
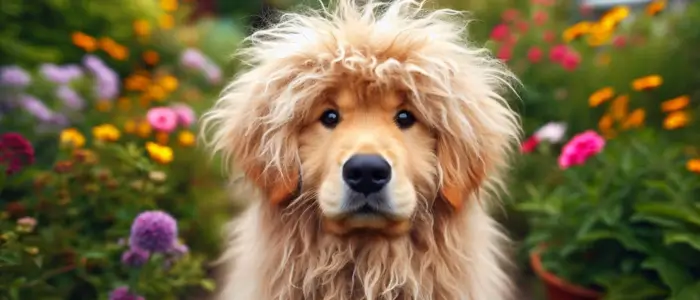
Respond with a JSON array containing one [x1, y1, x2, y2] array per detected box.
[[243, 163, 299, 205], [436, 136, 487, 211]]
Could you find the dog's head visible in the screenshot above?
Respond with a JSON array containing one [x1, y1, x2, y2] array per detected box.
[[202, 0, 519, 237]]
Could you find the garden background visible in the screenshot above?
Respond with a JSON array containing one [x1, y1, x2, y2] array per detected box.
[[1, 0, 699, 299]]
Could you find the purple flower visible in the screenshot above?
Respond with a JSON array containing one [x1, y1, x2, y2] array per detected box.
[[19, 95, 54, 122], [168, 242, 189, 258], [121, 247, 150, 267], [0, 66, 31, 88], [180, 49, 208, 69], [170, 103, 196, 127], [203, 63, 222, 84], [56, 85, 85, 110], [129, 211, 178, 253], [108, 286, 144, 300], [39, 63, 83, 84], [82, 55, 120, 100]]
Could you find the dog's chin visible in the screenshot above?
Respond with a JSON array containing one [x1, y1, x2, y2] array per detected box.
[[322, 212, 412, 237]]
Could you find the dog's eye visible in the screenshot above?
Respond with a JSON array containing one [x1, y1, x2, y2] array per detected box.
[[319, 109, 340, 128], [395, 110, 416, 129]]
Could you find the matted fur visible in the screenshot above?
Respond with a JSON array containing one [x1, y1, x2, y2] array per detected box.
[[200, 0, 521, 299]]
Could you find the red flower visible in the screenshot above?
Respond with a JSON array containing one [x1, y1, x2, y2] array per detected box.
[[490, 24, 510, 42], [0, 133, 35, 175], [543, 30, 555, 43], [521, 136, 541, 153], [613, 36, 627, 48], [501, 9, 520, 23], [516, 21, 530, 33], [549, 44, 568, 62], [533, 11, 548, 26], [527, 46, 543, 63], [561, 50, 581, 71], [497, 46, 513, 61]]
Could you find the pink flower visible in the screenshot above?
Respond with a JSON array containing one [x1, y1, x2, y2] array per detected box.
[[549, 44, 568, 62], [580, 4, 594, 16], [501, 9, 520, 23], [490, 24, 510, 42], [558, 130, 605, 169], [516, 21, 529, 33], [496, 46, 512, 61], [146, 107, 178, 133], [543, 30, 555, 43], [170, 103, 196, 127], [533, 11, 548, 26], [561, 50, 581, 71], [527, 47, 543, 63], [613, 36, 627, 48], [521, 136, 540, 153]]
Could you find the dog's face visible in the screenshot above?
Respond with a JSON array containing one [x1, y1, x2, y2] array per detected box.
[[299, 87, 436, 236]]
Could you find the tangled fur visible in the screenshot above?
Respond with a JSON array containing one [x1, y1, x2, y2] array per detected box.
[[201, 0, 521, 299]]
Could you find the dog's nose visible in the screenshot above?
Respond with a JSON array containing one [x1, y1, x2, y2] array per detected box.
[[342, 154, 391, 195]]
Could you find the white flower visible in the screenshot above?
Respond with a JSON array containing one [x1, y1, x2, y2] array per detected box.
[[535, 122, 567, 143]]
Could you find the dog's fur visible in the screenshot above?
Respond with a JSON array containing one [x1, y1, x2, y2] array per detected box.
[[201, 0, 520, 299]]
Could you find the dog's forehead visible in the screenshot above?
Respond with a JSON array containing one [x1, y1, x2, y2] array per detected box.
[[335, 87, 404, 111]]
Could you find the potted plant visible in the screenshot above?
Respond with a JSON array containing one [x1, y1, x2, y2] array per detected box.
[[517, 129, 700, 300]]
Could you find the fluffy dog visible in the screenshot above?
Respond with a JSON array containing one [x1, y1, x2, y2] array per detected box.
[[201, 0, 520, 299]]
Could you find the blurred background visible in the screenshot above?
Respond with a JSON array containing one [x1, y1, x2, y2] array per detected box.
[[0, 0, 698, 299]]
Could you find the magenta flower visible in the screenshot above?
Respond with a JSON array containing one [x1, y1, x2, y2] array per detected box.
[[121, 247, 150, 267], [108, 286, 144, 300], [490, 24, 510, 42], [0, 66, 31, 88], [549, 44, 568, 62], [129, 210, 178, 253], [0, 133, 35, 175], [496, 46, 512, 61], [561, 50, 581, 71], [558, 130, 605, 169], [527, 47, 543, 63], [170, 103, 196, 127], [146, 107, 178, 132]]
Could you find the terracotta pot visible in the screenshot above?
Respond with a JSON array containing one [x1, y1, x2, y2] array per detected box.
[[530, 249, 602, 300]]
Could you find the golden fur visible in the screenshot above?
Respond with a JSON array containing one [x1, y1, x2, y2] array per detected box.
[[201, 0, 521, 299]]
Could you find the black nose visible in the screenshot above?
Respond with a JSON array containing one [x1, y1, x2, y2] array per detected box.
[[342, 154, 391, 195]]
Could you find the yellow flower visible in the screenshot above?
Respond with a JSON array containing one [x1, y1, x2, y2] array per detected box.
[[646, 0, 666, 16], [124, 120, 137, 134], [137, 120, 152, 138], [146, 142, 174, 164], [661, 95, 690, 113], [147, 85, 167, 101], [139, 94, 152, 108], [178, 131, 196, 147], [93, 124, 121, 142], [158, 75, 179, 92], [117, 97, 132, 112], [602, 6, 630, 23], [143, 50, 160, 66], [687, 159, 700, 173], [60, 128, 86, 148], [562, 22, 592, 43], [663, 111, 690, 130], [96, 100, 113, 112], [610, 94, 629, 121], [133, 19, 151, 37], [160, 0, 179, 12], [589, 87, 615, 107], [598, 114, 614, 131], [159, 14, 175, 29], [156, 132, 169, 145], [632, 75, 663, 91], [72, 32, 97, 52], [622, 108, 645, 129]]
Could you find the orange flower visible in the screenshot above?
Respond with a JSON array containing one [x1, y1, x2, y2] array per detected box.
[[133, 20, 151, 37], [107, 44, 129, 61], [139, 94, 152, 108], [137, 120, 152, 138], [646, 0, 666, 16], [598, 114, 614, 131], [155, 131, 169, 145], [159, 14, 175, 29], [143, 50, 160, 65], [160, 0, 179, 12], [663, 111, 690, 130], [72, 32, 98, 52], [124, 120, 137, 134], [125, 74, 151, 91], [147, 85, 167, 101], [622, 108, 645, 129], [589, 87, 615, 107], [96, 100, 113, 112], [562, 22, 592, 43], [99, 37, 117, 51], [117, 97, 132, 111], [687, 159, 700, 173], [610, 94, 629, 121], [661, 95, 690, 113], [158, 75, 179, 92], [632, 75, 663, 91]]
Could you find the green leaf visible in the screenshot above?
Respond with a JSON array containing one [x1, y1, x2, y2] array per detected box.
[[673, 281, 700, 300], [81, 251, 107, 259], [200, 279, 216, 291], [664, 232, 700, 251], [578, 230, 647, 252], [635, 203, 700, 227], [641, 257, 693, 295], [601, 275, 667, 300], [33, 256, 43, 268]]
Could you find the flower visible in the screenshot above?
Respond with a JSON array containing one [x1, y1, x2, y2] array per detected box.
[[146, 85, 167, 101], [96, 100, 113, 112], [543, 30, 555, 43], [496, 46, 512, 61], [663, 111, 690, 130], [143, 50, 160, 66], [661, 95, 690, 112], [180, 48, 208, 69], [109, 286, 144, 300], [93, 124, 121, 142], [534, 122, 567, 143], [129, 210, 178, 252], [562, 22, 592, 42], [160, 0, 178, 11], [0, 133, 35, 175], [526, 47, 543, 63], [171, 103, 195, 127], [159, 14, 175, 29], [71, 32, 97, 52], [178, 130, 196, 147], [516, 21, 529, 33], [82, 55, 120, 100], [598, 114, 613, 132], [146, 142, 174, 164], [588, 87, 615, 107], [203, 63, 222, 84], [646, 0, 666, 16], [121, 247, 150, 267], [60, 128, 86, 148], [561, 50, 581, 71], [149, 171, 167, 182], [632, 75, 663, 91], [133, 20, 151, 37], [490, 24, 510, 42], [156, 132, 169, 145], [501, 9, 519, 22], [169, 242, 189, 257], [56, 85, 85, 110], [533, 11, 548, 26], [117, 97, 131, 111], [612, 36, 627, 48], [0, 66, 31, 88], [549, 45, 568, 62], [137, 121, 152, 138], [622, 108, 645, 129], [19, 95, 54, 122], [687, 159, 700, 173], [520, 136, 540, 153], [16, 217, 37, 233], [558, 130, 605, 169], [610, 94, 629, 121], [147, 107, 179, 132], [159, 76, 179, 92]]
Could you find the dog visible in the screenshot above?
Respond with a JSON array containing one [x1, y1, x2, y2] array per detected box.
[[201, 0, 521, 299]]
